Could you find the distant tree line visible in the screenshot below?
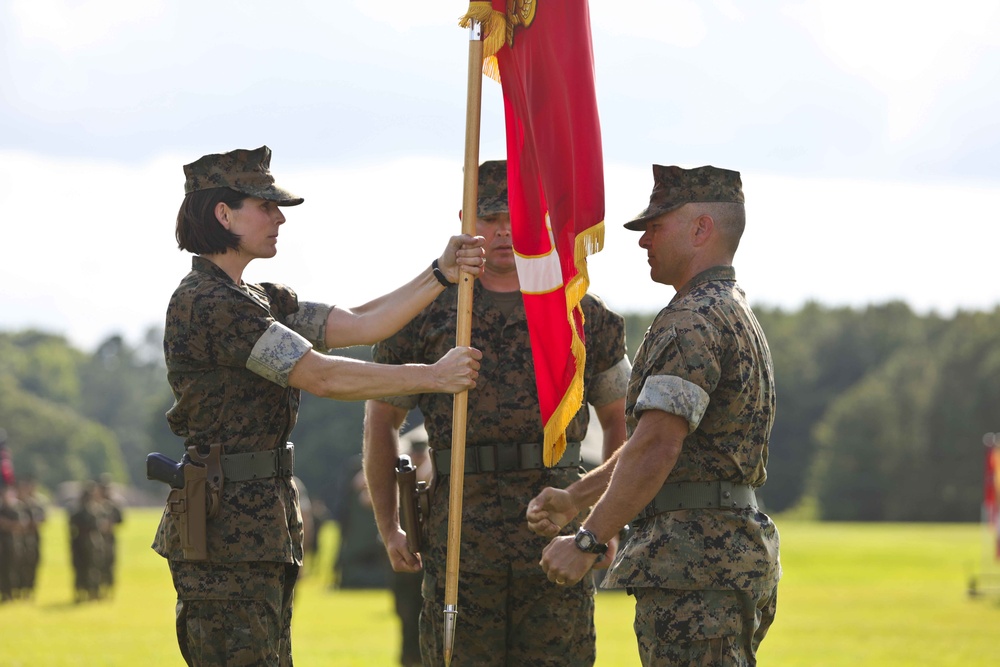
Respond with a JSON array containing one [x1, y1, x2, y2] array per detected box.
[[1, 300, 997, 521]]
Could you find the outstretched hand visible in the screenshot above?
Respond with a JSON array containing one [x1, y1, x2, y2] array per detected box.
[[526, 487, 578, 538], [437, 234, 486, 283]]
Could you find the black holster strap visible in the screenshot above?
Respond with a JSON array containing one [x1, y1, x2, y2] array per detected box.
[[433, 441, 581, 476], [636, 480, 757, 521], [221, 444, 295, 482]]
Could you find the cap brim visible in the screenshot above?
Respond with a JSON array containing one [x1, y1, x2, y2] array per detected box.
[[477, 198, 509, 217], [623, 214, 655, 231], [243, 184, 304, 207], [623, 202, 685, 231]]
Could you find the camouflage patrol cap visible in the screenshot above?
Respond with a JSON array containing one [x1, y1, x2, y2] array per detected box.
[[476, 159, 509, 217], [183, 145, 304, 206], [624, 164, 743, 230]]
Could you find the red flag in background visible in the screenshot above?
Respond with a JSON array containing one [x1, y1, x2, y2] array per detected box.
[[0, 446, 15, 487], [987, 444, 1000, 558], [986, 447, 997, 519], [463, 1, 605, 465]]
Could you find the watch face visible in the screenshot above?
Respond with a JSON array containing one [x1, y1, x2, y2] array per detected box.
[[575, 529, 607, 554]]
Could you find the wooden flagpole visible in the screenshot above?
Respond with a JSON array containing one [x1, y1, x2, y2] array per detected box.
[[443, 20, 484, 667]]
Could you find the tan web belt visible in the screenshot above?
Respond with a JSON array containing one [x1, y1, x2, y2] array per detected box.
[[221, 444, 295, 482], [635, 480, 758, 521], [433, 441, 581, 475]]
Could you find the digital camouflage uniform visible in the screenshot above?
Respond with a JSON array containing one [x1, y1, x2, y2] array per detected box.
[[0, 489, 22, 602], [153, 146, 323, 666], [374, 282, 629, 667], [601, 265, 781, 666], [17, 485, 45, 599], [97, 483, 123, 598], [70, 486, 104, 602], [154, 258, 331, 665]]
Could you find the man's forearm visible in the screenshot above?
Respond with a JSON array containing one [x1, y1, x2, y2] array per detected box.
[[362, 401, 406, 541], [566, 449, 621, 511], [582, 410, 686, 544]]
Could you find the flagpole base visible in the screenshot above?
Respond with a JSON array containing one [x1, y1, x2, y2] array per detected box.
[[443, 604, 459, 667]]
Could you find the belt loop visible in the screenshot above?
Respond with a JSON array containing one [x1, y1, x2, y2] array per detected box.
[[520, 443, 538, 469], [281, 443, 294, 477], [475, 444, 493, 473]]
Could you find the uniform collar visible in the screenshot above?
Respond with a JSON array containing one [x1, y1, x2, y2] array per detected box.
[[192, 256, 238, 284], [672, 265, 736, 302]]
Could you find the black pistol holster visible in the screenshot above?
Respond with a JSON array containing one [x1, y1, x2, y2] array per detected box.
[[395, 455, 429, 554]]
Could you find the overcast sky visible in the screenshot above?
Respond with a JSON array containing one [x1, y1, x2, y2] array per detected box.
[[2, 0, 999, 352]]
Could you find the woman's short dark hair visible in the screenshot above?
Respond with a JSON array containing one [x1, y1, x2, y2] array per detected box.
[[175, 187, 247, 254]]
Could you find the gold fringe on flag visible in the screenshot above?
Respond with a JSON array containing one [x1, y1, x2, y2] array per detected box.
[[541, 219, 605, 466], [459, 1, 506, 81]]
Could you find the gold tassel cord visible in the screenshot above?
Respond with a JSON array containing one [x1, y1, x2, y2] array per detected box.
[[458, 2, 507, 59], [459, 2, 508, 83]]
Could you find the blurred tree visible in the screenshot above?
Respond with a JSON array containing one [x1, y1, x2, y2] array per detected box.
[[757, 301, 929, 512], [0, 331, 83, 406], [0, 374, 124, 490], [809, 308, 1000, 521], [78, 329, 171, 490]]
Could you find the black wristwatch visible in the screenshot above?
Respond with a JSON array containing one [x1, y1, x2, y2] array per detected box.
[[574, 527, 608, 555]]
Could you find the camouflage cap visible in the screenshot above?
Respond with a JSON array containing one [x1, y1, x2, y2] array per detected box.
[[183, 145, 304, 206], [624, 164, 743, 230], [476, 159, 509, 217]]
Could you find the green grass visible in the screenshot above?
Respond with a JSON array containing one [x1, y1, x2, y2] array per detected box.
[[2, 509, 999, 665]]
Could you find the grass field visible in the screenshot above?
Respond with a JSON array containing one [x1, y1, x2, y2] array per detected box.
[[2, 508, 999, 666]]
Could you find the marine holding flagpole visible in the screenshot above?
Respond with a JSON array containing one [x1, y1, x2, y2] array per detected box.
[[149, 145, 484, 666], [365, 1, 628, 664], [363, 159, 629, 667]]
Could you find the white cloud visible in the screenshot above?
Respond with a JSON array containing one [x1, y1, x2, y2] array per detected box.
[[785, 0, 1000, 141], [352, 0, 461, 33], [8, 0, 166, 51], [589, 0, 708, 47]]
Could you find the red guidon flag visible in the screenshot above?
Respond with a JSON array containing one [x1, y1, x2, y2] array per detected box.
[[461, 1, 605, 465], [987, 444, 1000, 558]]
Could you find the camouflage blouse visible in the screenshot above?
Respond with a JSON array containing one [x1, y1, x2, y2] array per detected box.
[[153, 257, 331, 564], [602, 265, 782, 593], [373, 282, 629, 578], [373, 282, 627, 450]]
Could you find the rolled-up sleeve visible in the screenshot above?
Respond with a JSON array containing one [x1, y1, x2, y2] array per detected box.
[[246, 322, 314, 387], [635, 374, 710, 433], [590, 356, 631, 407], [285, 301, 333, 349]]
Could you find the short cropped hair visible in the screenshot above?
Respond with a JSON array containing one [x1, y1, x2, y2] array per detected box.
[[701, 202, 746, 254], [175, 187, 247, 255]]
